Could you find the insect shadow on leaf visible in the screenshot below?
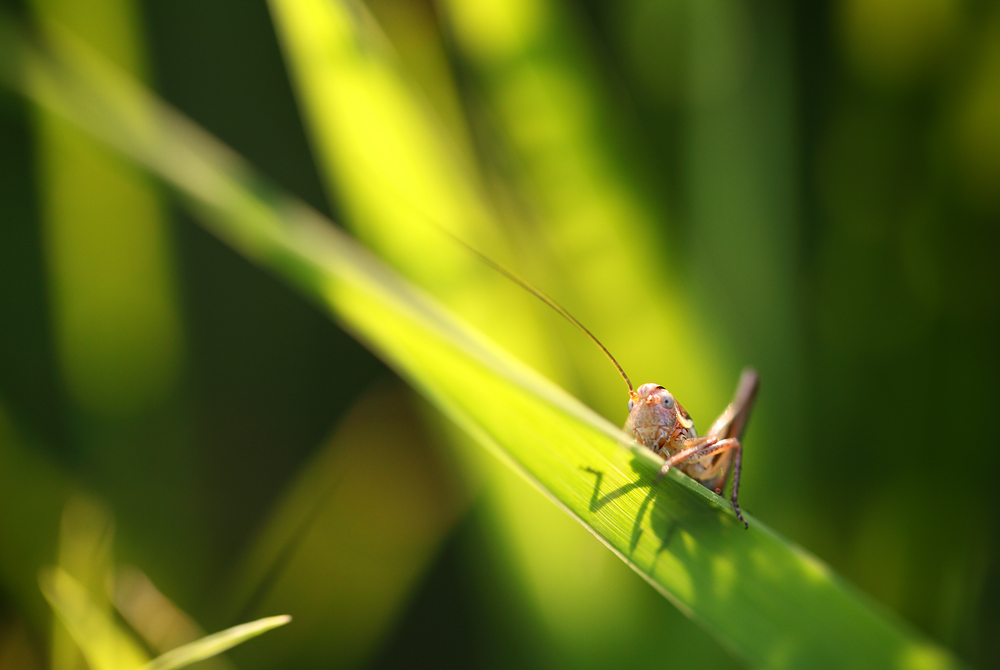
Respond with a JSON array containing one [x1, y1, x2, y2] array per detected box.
[[582, 458, 681, 560]]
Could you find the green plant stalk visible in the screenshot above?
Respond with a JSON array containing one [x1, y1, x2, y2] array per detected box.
[[0, 18, 964, 670]]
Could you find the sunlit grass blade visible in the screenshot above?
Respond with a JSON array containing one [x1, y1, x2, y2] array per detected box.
[[267, 0, 560, 383], [0, 18, 965, 670], [139, 616, 291, 670], [267, 0, 493, 261], [39, 568, 149, 670]]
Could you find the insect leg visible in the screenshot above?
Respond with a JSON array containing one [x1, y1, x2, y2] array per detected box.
[[696, 367, 759, 509], [658, 438, 739, 475], [731, 440, 746, 529], [708, 367, 759, 442], [693, 449, 732, 483], [657, 437, 747, 529]]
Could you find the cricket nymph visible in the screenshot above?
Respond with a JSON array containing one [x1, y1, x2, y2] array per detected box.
[[452, 238, 757, 528], [625, 371, 759, 529]]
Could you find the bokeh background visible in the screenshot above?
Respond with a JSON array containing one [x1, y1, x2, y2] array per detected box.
[[1, 0, 999, 668]]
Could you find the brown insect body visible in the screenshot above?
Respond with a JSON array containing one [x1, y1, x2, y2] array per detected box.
[[626, 371, 759, 529]]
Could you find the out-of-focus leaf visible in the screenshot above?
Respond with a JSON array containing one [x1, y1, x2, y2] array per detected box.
[[52, 496, 116, 670], [41, 568, 288, 670], [29, 0, 183, 418], [26, 1, 207, 621], [0, 617, 45, 670], [0, 406, 67, 630], [0, 19, 966, 669], [267, 0, 557, 378], [113, 567, 233, 670], [139, 616, 291, 670], [439, 0, 726, 414], [222, 382, 465, 669], [39, 568, 149, 670]]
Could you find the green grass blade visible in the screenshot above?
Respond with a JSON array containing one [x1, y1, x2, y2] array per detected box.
[[39, 568, 149, 670], [139, 616, 291, 670], [40, 557, 289, 670], [0, 18, 965, 670], [52, 496, 117, 670], [29, 0, 183, 419], [267, 0, 565, 392]]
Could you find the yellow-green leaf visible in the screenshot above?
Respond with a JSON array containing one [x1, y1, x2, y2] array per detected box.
[[39, 568, 149, 670]]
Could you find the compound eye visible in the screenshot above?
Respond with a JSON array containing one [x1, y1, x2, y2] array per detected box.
[[628, 399, 635, 412], [661, 394, 675, 409]]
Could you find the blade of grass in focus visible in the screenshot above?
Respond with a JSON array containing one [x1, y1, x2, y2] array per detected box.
[[0, 18, 966, 670]]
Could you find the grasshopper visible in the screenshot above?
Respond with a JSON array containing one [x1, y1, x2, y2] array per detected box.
[[461, 242, 759, 528], [626, 369, 758, 529]]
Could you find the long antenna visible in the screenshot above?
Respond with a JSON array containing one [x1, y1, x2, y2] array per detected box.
[[447, 233, 634, 395]]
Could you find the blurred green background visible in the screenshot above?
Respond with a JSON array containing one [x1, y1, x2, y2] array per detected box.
[[1, 0, 999, 668]]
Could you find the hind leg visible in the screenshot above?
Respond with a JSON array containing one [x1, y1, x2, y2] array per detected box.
[[707, 368, 760, 442], [658, 438, 747, 529]]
